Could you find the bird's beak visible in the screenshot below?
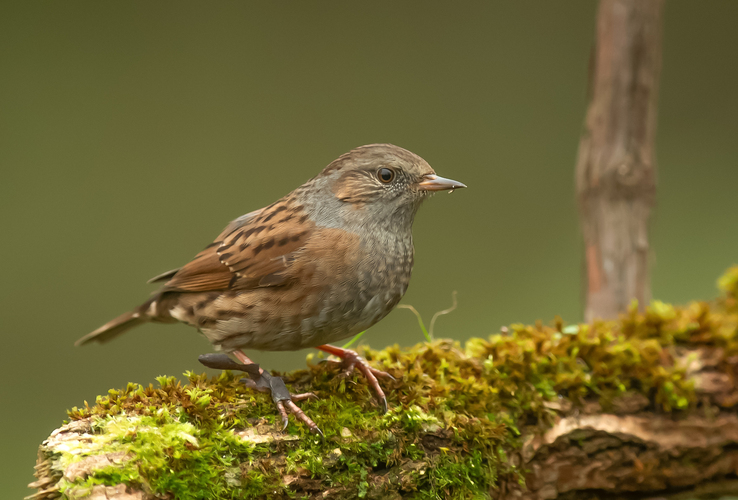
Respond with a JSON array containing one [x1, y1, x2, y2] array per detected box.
[[417, 174, 467, 192]]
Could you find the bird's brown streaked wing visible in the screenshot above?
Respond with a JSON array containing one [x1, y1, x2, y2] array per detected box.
[[162, 201, 314, 292], [147, 268, 180, 284], [213, 209, 263, 240], [161, 241, 233, 291]]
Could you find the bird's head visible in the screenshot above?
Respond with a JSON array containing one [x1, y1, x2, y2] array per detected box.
[[320, 144, 466, 224]]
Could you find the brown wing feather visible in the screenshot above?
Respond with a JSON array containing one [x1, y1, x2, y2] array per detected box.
[[163, 200, 313, 292]]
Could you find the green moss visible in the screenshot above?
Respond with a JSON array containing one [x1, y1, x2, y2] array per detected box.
[[419, 451, 496, 500], [719, 265, 738, 309], [56, 267, 738, 499], [58, 412, 260, 499]]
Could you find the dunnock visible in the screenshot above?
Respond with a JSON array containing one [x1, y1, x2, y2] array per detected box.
[[77, 144, 465, 434]]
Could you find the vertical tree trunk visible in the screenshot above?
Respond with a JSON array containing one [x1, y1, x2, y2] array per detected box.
[[576, 0, 663, 322]]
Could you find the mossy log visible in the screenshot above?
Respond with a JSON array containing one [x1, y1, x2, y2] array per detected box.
[[28, 268, 738, 500]]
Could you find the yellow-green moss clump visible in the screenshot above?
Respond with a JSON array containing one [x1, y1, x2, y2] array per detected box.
[[48, 267, 738, 499]]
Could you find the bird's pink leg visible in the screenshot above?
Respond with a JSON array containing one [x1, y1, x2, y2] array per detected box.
[[315, 344, 394, 413], [232, 350, 262, 372]]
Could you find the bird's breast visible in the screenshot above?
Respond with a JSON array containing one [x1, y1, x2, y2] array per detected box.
[[292, 226, 415, 347], [183, 226, 415, 351]]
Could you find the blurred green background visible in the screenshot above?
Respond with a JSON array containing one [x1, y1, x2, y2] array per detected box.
[[2, 1, 737, 497]]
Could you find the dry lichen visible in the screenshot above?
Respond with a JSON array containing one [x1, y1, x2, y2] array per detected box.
[[29, 266, 738, 500]]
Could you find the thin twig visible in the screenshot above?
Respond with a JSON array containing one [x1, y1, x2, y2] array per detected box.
[[429, 291, 458, 339], [397, 304, 432, 342]]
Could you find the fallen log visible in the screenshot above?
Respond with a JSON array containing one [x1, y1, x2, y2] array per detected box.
[[28, 267, 738, 499]]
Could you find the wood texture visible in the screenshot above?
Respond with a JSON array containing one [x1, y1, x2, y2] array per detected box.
[[28, 347, 738, 500], [576, 0, 663, 321]]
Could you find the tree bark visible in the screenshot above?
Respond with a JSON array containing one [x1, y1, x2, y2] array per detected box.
[[576, 0, 663, 322], [27, 267, 738, 499], [27, 346, 738, 500]]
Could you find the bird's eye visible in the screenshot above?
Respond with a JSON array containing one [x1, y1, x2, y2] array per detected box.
[[377, 167, 395, 183]]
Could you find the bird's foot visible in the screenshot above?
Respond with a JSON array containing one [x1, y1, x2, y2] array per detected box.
[[198, 353, 322, 436], [316, 344, 395, 413], [240, 372, 321, 436]]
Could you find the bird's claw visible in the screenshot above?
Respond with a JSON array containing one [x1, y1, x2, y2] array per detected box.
[[326, 349, 393, 414], [199, 353, 321, 436], [239, 372, 323, 437]]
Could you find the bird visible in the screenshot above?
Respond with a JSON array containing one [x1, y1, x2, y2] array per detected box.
[[76, 143, 466, 434]]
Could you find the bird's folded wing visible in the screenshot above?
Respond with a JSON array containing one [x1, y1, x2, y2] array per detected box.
[[162, 203, 313, 292]]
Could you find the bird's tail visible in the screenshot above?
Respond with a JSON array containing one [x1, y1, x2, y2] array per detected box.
[[75, 298, 155, 346]]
